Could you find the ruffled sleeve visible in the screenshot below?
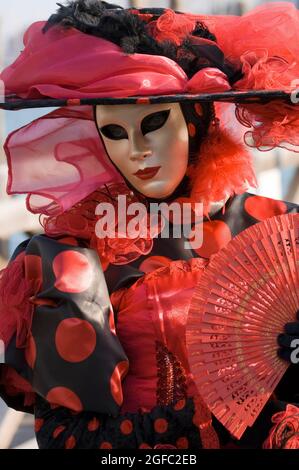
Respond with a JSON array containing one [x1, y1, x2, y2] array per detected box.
[[0, 235, 128, 415]]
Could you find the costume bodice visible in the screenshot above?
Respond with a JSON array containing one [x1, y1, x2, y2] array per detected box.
[[106, 192, 298, 413]]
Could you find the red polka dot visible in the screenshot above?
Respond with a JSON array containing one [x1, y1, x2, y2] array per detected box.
[[100, 442, 112, 449], [57, 237, 79, 246], [109, 308, 116, 335], [55, 318, 96, 363], [24, 255, 42, 283], [46, 387, 83, 412], [244, 195, 287, 221], [139, 443, 152, 449], [137, 97, 150, 104], [88, 418, 100, 432], [176, 437, 189, 449], [195, 103, 204, 116], [154, 418, 168, 434], [65, 435, 76, 449], [53, 250, 93, 293], [25, 334, 36, 369], [110, 361, 129, 406], [193, 220, 232, 258], [120, 419, 133, 435], [14, 251, 25, 264], [173, 399, 186, 411], [34, 418, 44, 433], [53, 425, 66, 439], [139, 256, 172, 273], [188, 122, 196, 137]]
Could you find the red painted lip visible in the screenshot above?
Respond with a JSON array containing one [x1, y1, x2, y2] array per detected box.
[[133, 166, 161, 180]]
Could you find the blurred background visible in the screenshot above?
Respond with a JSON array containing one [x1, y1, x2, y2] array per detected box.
[[0, 0, 299, 450]]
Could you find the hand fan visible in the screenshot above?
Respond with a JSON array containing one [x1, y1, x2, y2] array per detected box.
[[186, 212, 299, 439]]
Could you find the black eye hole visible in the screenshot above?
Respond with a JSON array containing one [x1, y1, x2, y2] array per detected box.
[[141, 110, 171, 136], [100, 124, 128, 140]]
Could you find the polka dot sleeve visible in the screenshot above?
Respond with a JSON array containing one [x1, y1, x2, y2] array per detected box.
[[25, 235, 129, 416]]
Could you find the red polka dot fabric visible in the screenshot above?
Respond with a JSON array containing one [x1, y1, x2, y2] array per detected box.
[[192, 220, 232, 259], [25, 334, 37, 369], [46, 387, 83, 412], [34, 394, 205, 449], [0, 192, 298, 425], [53, 250, 93, 293], [5, 235, 129, 416], [120, 419, 133, 435], [189, 193, 296, 259], [53, 425, 66, 439], [88, 417, 100, 432], [65, 435, 76, 449], [55, 318, 97, 363], [110, 361, 129, 406], [244, 195, 287, 221], [154, 418, 168, 434]]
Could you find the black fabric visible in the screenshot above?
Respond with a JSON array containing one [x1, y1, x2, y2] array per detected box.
[[35, 395, 202, 450], [1, 235, 128, 416], [34, 394, 290, 449], [0, 192, 298, 449]]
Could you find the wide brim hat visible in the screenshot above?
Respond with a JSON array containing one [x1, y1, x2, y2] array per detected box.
[[1, 2, 299, 216]]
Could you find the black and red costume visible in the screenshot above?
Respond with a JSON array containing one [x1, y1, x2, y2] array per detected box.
[[0, 1, 299, 449]]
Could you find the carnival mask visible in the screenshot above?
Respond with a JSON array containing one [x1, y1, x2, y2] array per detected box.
[[95, 103, 189, 199]]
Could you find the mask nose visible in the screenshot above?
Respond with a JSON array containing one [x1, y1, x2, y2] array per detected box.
[[129, 131, 152, 162]]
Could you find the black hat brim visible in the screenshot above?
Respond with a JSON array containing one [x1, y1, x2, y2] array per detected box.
[[0, 90, 298, 111]]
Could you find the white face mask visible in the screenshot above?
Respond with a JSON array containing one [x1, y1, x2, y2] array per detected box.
[[95, 103, 189, 199]]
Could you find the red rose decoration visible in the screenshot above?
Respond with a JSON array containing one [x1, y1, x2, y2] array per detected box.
[[146, 9, 196, 46], [263, 404, 299, 449]]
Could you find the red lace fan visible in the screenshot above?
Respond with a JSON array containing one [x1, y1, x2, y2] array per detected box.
[[186, 213, 299, 439]]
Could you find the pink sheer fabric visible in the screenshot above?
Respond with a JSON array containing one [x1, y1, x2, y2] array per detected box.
[[2, 3, 299, 215], [1, 21, 228, 100], [5, 106, 122, 215]]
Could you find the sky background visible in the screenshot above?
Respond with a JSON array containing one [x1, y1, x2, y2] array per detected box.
[[0, 0, 130, 37], [0, 0, 291, 43], [0, 0, 268, 41]]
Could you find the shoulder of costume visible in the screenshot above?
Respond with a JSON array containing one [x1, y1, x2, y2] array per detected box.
[[10, 233, 91, 259]]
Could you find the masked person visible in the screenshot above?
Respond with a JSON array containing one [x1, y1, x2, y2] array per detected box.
[[0, 0, 298, 450]]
